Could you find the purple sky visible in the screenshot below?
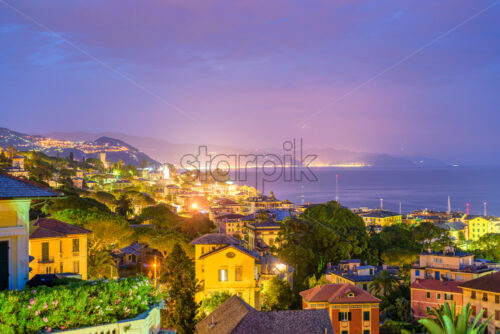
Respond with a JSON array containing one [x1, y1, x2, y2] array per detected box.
[[1, 0, 499, 164]]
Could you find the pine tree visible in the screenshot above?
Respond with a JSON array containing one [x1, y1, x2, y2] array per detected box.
[[162, 243, 198, 334]]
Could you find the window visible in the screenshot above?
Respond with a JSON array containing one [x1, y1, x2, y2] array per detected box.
[[427, 307, 431, 312], [73, 261, 79, 273], [496, 295, 500, 304], [339, 312, 351, 321], [363, 311, 370, 321], [362, 284, 368, 290], [455, 274, 462, 281], [482, 293, 488, 302], [72, 239, 79, 253], [471, 291, 476, 299], [218, 269, 228, 282], [495, 310, 500, 321], [471, 306, 476, 316], [60, 240, 63, 254], [341, 331, 348, 334], [60, 262, 63, 273], [437, 293, 441, 300], [363, 331, 370, 334], [46, 267, 51, 274], [415, 270, 420, 276], [42, 242, 49, 262], [235, 267, 242, 281], [445, 294, 454, 301], [426, 292, 431, 299], [483, 308, 488, 318]]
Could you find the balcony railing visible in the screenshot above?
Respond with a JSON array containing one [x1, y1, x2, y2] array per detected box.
[[38, 256, 55, 264], [55, 306, 161, 334]]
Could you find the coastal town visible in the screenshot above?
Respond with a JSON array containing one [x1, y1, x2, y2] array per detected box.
[[0, 146, 499, 334]]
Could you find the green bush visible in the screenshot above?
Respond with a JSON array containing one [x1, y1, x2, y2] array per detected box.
[[0, 276, 162, 334]]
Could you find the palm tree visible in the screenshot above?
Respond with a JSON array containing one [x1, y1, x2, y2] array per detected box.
[[88, 250, 116, 279], [369, 270, 398, 297], [418, 302, 491, 334]]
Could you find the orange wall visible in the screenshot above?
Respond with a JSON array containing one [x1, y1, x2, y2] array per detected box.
[[411, 288, 463, 318]]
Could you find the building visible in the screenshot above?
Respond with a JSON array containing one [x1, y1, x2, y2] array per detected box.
[[301, 283, 381, 334], [244, 195, 293, 214], [213, 213, 245, 236], [245, 218, 281, 251], [463, 215, 500, 241], [458, 271, 500, 334], [196, 295, 333, 334], [325, 259, 399, 293], [3, 155, 29, 178], [410, 279, 463, 319], [410, 248, 493, 283], [437, 221, 468, 242], [358, 210, 402, 227], [0, 173, 60, 290], [29, 218, 91, 280], [191, 234, 262, 309]]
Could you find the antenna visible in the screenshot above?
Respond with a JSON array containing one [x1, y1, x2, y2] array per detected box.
[[399, 201, 402, 215], [447, 196, 451, 214], [483, 202, 487, 216], [466, 202, 470, 215], [335, 174, 339, 202], [380, 198, 383, 210]]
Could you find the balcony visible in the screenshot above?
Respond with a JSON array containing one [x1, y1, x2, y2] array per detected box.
[[38, 256, 55, 264]]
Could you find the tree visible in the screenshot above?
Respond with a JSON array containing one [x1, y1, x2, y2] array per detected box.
[[274, 201, 369, 290], [115, 194, 133, 218], [6, 145, 16, 159], [69, 151, 74, 161], [261, 276, 295, 311], [306, 274, 330, 288], [369, 270, 398, 298], [88, 249, 116, 279], [470, 233, 500, 262], [161, 243, 198, 334], [418, 302, 490, 334], [198, 291, 233, 320]]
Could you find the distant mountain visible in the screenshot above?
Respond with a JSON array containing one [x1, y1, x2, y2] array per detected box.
[[0, 128, 158, 166], [42, 131, 447, 168]]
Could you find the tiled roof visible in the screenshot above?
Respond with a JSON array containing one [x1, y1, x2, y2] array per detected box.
[[195, 295, 333, 334], [359, 210, 400, 218], [250, 219, 280, 228], [30, 218, 92, 239], [190, 233, 240, 245], [215, 213, 244, 220], [458, 271, 500, 293], [411, 279, 463, 293], [0, 172, 61, 199], [300, 283, 381, 304]]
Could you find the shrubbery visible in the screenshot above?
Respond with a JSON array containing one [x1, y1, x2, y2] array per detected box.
[[0, 276, 161, 334]]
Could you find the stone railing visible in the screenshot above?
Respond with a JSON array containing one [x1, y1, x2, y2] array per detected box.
[[55, 306, 161, 334]]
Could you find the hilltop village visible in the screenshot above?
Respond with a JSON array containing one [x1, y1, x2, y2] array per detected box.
[[0, 147, 499, 334]]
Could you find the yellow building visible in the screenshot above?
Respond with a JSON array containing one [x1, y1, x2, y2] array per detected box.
[[0, 173, 60, 290], [245, 219, 280, 251], [464, 216, 500, 241], [359, 210, 402, 227], [459, 271, 500, 334], [191, 233, 262, 309], [29, 218, 91, 280]]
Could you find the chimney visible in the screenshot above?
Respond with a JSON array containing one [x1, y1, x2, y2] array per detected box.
[[326, 262, 332, 270]]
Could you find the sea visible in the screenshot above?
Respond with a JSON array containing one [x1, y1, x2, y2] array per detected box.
[[232, 166, 500, 216]]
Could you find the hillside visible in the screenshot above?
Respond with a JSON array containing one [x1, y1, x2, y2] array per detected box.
[[0, 128, 158, 166]]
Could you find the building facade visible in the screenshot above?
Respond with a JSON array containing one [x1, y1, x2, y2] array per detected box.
[[459, 272, 500, 334], [301, 283, 381, 334], [29, 218, 91, 280], [0, 173, 60, 290], [410, 279, 463, 319]]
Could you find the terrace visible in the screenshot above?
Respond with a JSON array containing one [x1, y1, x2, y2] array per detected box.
[[0, 276, 162, 334]]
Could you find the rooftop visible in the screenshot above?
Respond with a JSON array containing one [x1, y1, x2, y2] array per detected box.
[[411, 279, 463, 293], [458, 271, 500, 293], [359, 210, 401, 218], [300, 283, 381, 304], [30, 218, 92, 239], [0, 172, 61, 199], [190, 233, 241, 245], [195, 295, 333, 334]]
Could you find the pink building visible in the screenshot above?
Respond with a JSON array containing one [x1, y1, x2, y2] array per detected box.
[[410, 279, 463, 318]]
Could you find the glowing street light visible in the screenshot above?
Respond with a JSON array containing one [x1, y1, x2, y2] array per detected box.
[[275, 263, 286, 272]]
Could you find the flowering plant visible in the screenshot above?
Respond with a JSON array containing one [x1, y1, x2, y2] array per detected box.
[[0, 276, 162, 334]]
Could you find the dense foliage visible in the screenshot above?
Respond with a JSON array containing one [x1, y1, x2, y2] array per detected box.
[[198, 291, 233, 320], [261, 276, 296, 311], [0, 277, 161, 334]]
